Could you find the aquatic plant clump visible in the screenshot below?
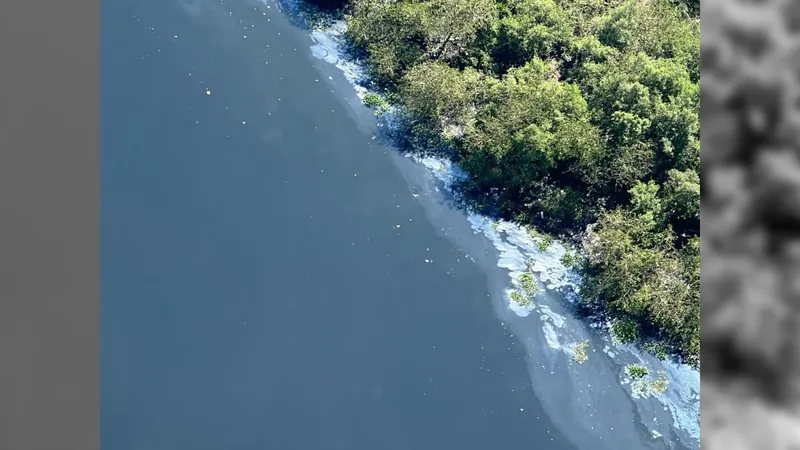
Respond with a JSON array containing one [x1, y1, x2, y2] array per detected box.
[[572, 340, 590, 364], [518, 272, 538, 296], [509, 289, 532, 308], [630, 376, 652, 397], [525, 226, 541, 241], [650, 371, 669, 394], [625, 364, 649, 380], [533, 234, 554, 253], [624, 365, 670, 396], [362, 92, 390, 115], [560, 251, 576, 268]]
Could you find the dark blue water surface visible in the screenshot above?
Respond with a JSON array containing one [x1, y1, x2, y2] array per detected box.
[[100, 0, 577, 449]]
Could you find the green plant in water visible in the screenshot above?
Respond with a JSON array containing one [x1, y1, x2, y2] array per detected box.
[[560, 251, 575, 268], [519, 272, 538, 296], [625, 364, 649, 380], [630, 376, 651, 397], [536, 235, 554, 252], [643, 341, 669, 361], [362, 92, 389, 116], [525, 225, 541, 240], [650, 371, 669, 394], [509, 289, 532, 308], [572, 340, 590, 364]]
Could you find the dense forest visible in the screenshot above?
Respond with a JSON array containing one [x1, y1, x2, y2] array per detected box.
[[304, 0, 700, 367]]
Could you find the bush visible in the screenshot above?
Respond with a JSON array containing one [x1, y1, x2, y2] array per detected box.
[[560, 251, 575, 267], [362, 92, 390, 115], [610, 318, 640, 345], [536, 234, 554, 252], [643, 341, 669, 360]]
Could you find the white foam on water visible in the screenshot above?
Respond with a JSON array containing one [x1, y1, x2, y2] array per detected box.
[[661, 358, 701, 440], [542, 322, 561, 350], [308, 24, 365, 95], [505, 289, 534, 317], [539, 305, 566, 329], [302, 17, 700, 445]]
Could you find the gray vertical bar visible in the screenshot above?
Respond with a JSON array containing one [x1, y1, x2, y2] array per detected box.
[[0, 0, 100, 447]]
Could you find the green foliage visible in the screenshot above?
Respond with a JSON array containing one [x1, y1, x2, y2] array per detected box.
[[400, 62, 484, 137], [662, 168, 699, 222], [594, 0, 698, 63], [643, 341, 669, 361], [362, 92, 391, 115], [650, 370, 669, 394], [346, 0, 496, 87], [560, 250, 576, 268], [341, 0, 699, 365], [492, 0, 574, 72], [610, 317, 640, 344], [572, 339, 590, 363], [583, 208, 699, 365], [509, 289, 533, 308], [536, 234, 554, 252], [519, 272, 538, 295], [625, 364, 649, 380], [629, 180, 663, 224]]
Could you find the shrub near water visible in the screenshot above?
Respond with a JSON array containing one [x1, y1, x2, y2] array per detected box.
[[536, 234, 554, 252], [643, 341, 669, 361], [610, 318, 641, 345], [362, 92, 390, 115]]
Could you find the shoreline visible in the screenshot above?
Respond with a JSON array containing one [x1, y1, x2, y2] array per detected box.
[[259, 0, 700, 446]]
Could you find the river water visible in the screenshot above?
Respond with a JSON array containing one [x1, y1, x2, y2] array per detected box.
[[100, 0, 699, 449]]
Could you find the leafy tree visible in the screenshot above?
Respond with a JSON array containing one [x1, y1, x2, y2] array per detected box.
[[492, 0, 574, 72], [347, 0, 497, 86], [662, 168, 700, 224], [347, 0, 430, 86], [629, 180, 663, 224], [399, 61, 484, 137], [595, 0, 699, 63], [424, 0, 498, 61], [582, 207, 698, 365]]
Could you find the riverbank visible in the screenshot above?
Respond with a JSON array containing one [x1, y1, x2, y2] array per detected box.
[[263, 1, 700, 446], [297, 0, 700, 369]]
